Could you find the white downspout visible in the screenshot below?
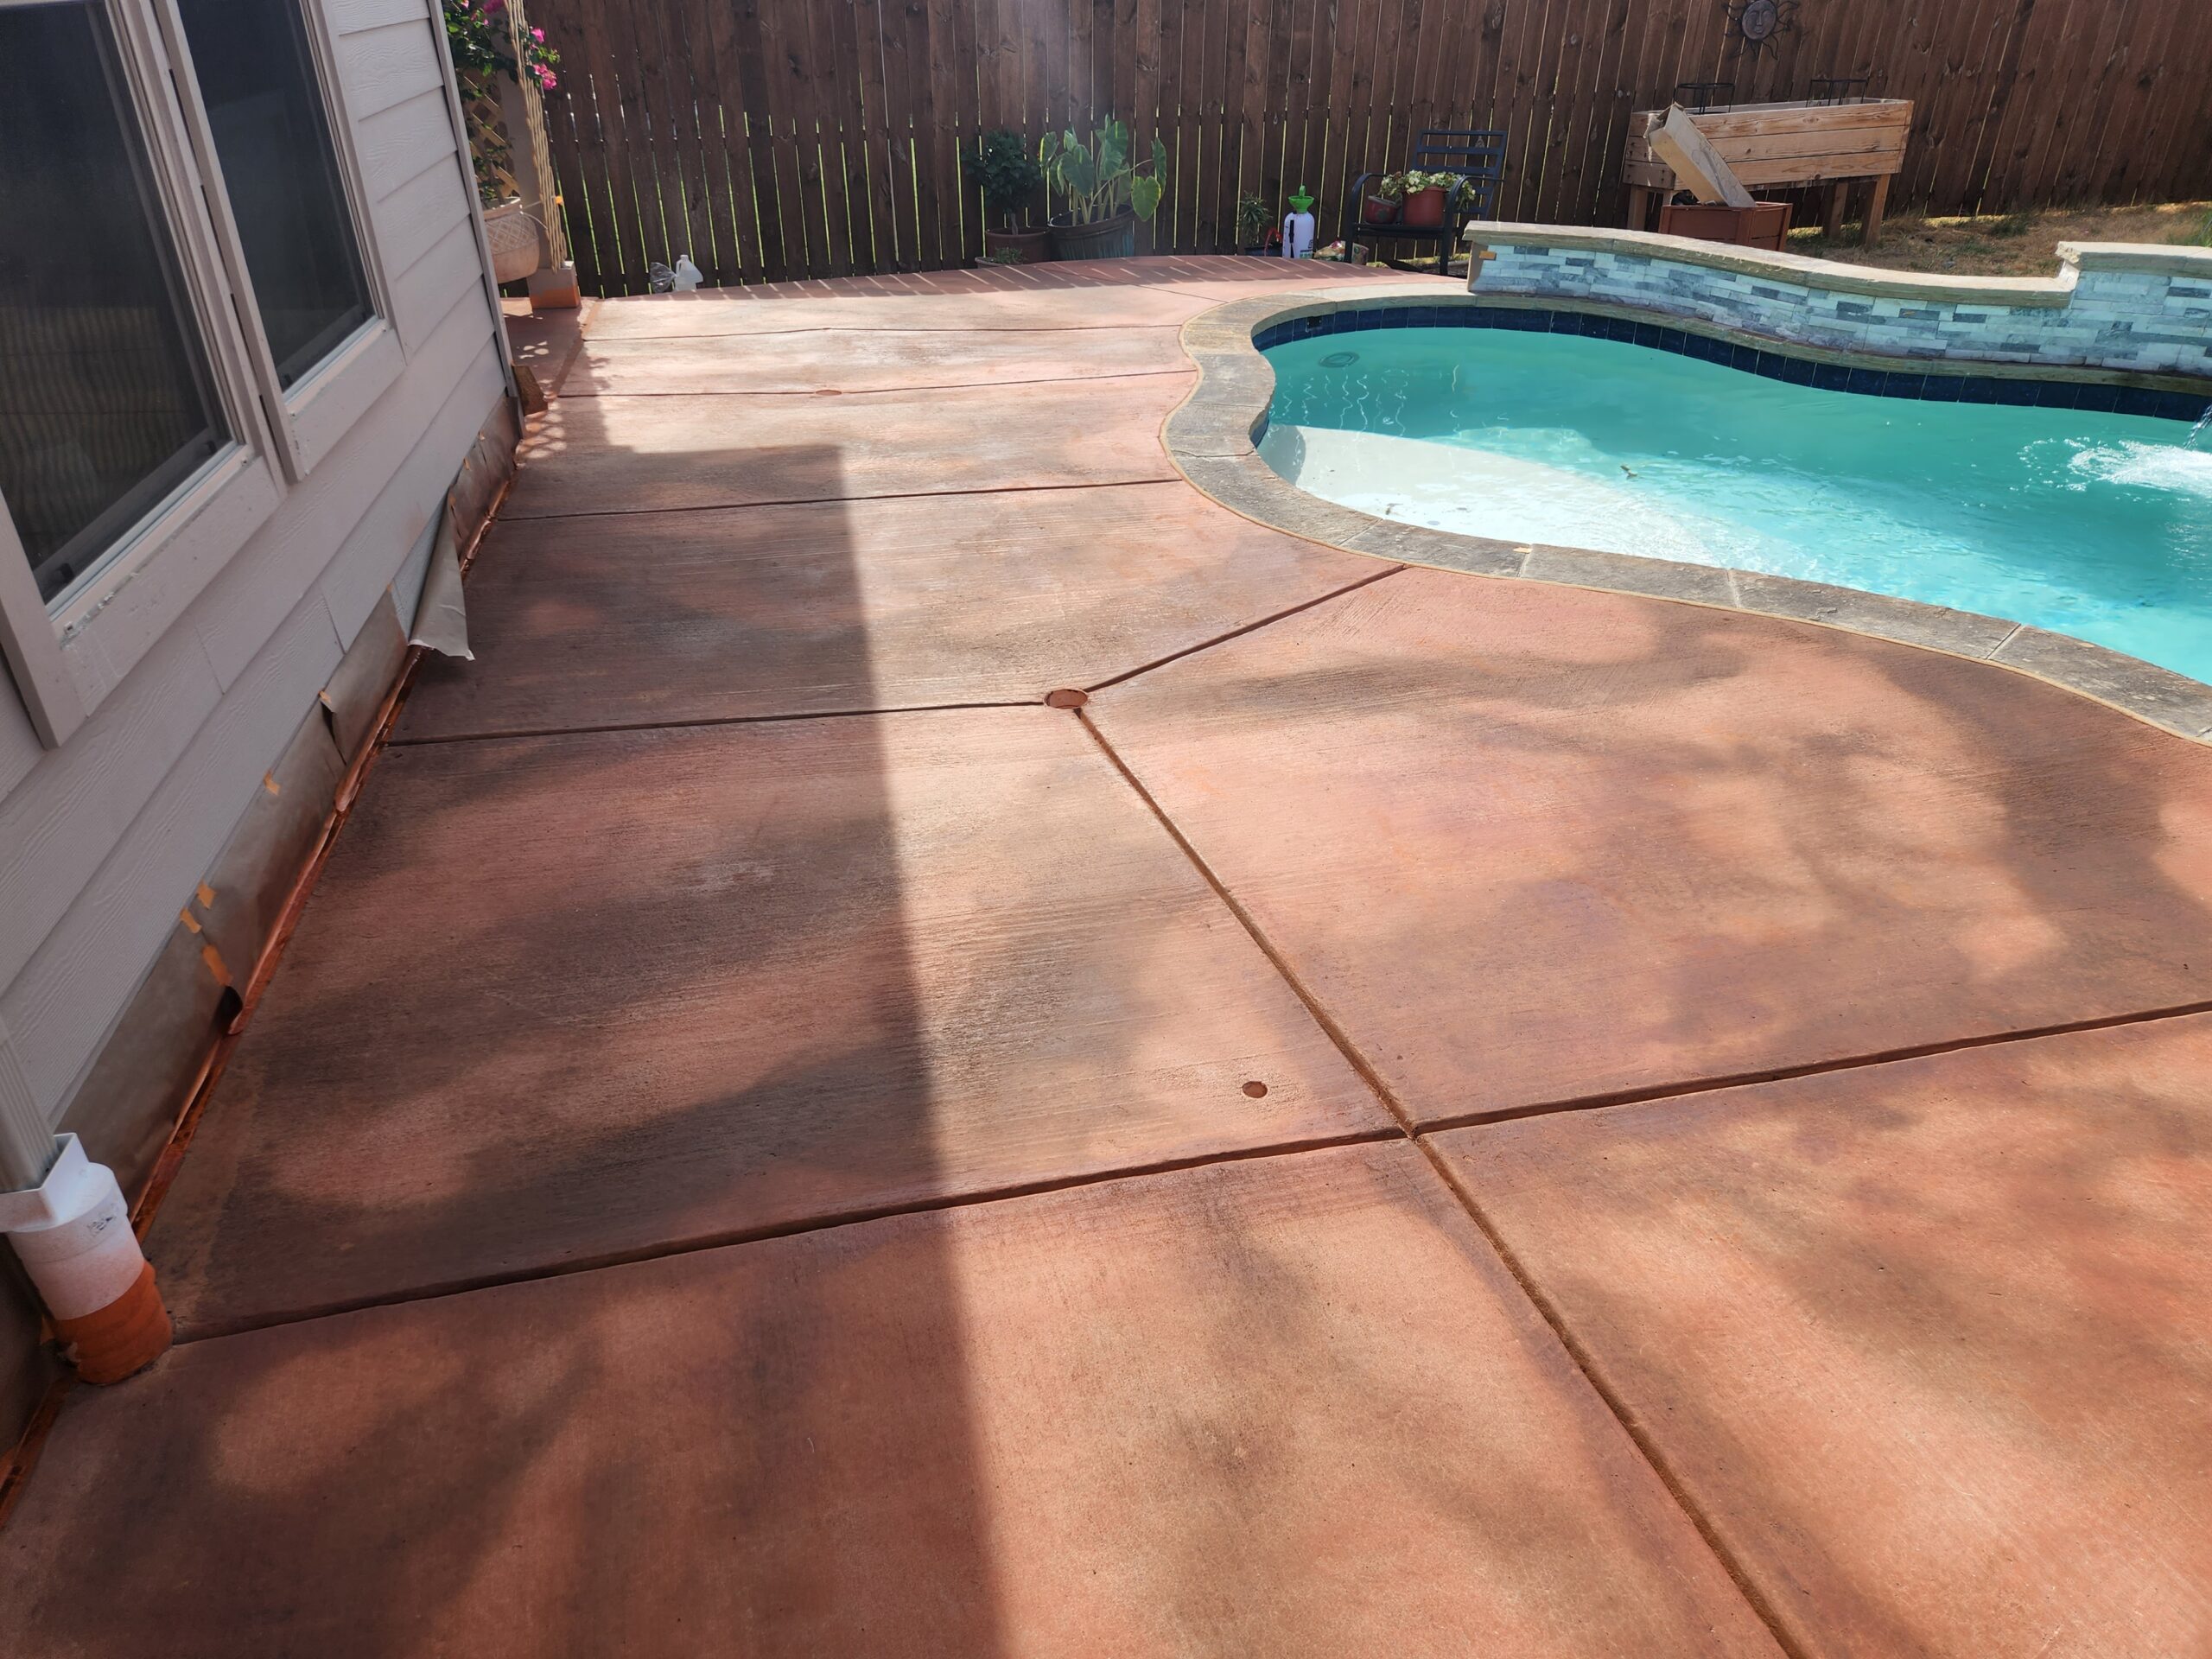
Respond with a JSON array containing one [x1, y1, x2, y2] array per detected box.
[[0, 1135, 172, 1385]]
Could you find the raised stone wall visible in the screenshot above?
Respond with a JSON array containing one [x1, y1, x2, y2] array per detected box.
[[1464, 226, 2212, 381]]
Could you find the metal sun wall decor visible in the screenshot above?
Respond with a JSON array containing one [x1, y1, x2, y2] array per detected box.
[[1726, 0, 1802, 55]]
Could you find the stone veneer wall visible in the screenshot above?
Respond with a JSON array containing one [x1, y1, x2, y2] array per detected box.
[[1464, 226, 2212, 381]]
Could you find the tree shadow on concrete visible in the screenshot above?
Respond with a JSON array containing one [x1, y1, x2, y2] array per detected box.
[[1448, 1014, 2212, 1657], [1083, 568, 2212, 1120]]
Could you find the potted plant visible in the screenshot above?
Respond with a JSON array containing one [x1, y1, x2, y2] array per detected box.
[[1400, 168, 1459, 229], [1236, 194, 1274, 255], [966, 129, 1051, 264], [1041, 118, 1167, 260], [444, 0, 561, 282], [1361, 172, 1404, 226]]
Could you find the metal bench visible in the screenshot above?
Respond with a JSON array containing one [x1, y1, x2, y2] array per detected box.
[[1344, 130, 1507, 264]]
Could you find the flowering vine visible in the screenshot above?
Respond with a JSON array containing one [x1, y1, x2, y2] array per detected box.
[[443, 0, 559, 92]]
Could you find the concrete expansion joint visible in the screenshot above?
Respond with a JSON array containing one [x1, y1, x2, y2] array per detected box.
[[1077, 693, 1811, 1657]]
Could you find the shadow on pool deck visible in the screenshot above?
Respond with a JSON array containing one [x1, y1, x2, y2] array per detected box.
[[4, 435, 1007, 1655], [6, 259, 2212, 1658]]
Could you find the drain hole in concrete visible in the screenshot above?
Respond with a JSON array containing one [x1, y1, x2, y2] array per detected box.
[[1045, 688, 1090, 709], [1243, 1080, 1268, 1098]]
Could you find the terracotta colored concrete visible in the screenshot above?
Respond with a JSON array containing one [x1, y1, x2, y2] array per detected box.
[[499, 296, 589, 398], [576, 256, 1422, 340], [148, 708, 1389, 1334], [561, 325, 1190, 395], [579, 284, 1231, 340], [16, 258, 2212, 1655], [1085, 569, 2212, 1122], [1433, 1014, 2212, 1659], [398, 484, 1387, 739], [6, 1146, 1783, 1657], [499, 374, 1191, 520]]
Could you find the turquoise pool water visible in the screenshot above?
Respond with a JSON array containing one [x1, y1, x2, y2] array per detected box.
[[1261, 328, 2212, 682]]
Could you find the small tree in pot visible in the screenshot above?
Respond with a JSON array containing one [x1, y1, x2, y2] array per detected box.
[[1042, 118, 1167, 259], [966, 130, 1051, 264], [1236, 194, 1276, 254]]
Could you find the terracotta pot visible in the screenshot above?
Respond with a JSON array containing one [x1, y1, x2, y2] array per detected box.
[[481, 200, 544, 284], [982, 225, 1055, 264], [1050, 210, 1138, 260], [1362, 195, 1401, 226], [1401, 186, 1447, 229]]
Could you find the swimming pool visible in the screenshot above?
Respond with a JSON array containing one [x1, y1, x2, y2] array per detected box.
[[1260, 325, 2212, 683]]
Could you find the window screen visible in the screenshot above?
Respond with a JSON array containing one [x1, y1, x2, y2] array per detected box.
[[0, 0, 230, 605], [178, 0, 375, 388]]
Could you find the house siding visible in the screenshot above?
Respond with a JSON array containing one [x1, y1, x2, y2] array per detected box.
[[0, 0, 511, 1435]]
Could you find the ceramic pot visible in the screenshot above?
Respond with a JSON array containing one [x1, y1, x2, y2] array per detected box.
[[982, 226, 1055, 264], [1402, 186, 1447, 228], [482, 200, 544, 283]]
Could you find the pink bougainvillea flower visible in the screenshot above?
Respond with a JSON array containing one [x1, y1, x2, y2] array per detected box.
[[539, 68, 557, 89], [531, 26, 544, 41]]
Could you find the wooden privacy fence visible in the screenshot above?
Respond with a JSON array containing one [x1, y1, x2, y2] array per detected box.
[[529, 0, 2212, 295]]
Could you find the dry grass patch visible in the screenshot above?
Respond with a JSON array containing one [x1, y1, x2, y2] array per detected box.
[[1789, 200, 2212, 276]]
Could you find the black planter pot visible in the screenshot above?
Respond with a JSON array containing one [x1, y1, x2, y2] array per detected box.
[[1050, 210, 1137, 260]]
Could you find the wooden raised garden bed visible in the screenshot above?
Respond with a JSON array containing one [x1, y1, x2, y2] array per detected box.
[[1622, 98, 1911, 246]]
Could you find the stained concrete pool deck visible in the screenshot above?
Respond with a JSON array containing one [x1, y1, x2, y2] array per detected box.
[[6, 257, 2212, 1656]]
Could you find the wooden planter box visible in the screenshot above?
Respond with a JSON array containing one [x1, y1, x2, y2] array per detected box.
[[1623, 98, 1910, 246], [1658, 200, 1793, 251]]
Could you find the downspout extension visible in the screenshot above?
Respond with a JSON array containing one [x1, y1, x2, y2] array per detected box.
[[0, 1136, 171, 1385]]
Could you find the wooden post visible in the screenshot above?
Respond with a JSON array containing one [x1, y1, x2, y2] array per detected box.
[[1648, 106, 1755, 207], [1823, 181, 1848, 239], [1625, 185, 1652, 232], [1863, 174, 1891, 247]]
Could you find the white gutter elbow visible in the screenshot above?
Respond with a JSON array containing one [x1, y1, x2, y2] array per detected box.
[[1, 1135, 172, 1384]]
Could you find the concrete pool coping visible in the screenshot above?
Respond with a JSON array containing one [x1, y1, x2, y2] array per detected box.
[[1165, 285, 2212, 745]]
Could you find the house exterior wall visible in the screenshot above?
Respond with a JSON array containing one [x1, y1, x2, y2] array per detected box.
[[0, 0, 511, 1437]]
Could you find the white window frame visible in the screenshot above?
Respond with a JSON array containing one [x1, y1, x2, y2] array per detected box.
[[153, 0, 404, 480], [0, 0, 406, 747]]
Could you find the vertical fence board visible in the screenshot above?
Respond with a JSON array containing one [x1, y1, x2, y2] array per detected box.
[[524, 0, 2212, 292], [665, 0, 743, 281], [1130, 0, 1165, 251], [770, 0, 821, 278], [2095, 0, 2188, 206], [1560, 0, 1628, 226], [1160, 0, 1197, 248], [803, 0, 855, 276], [2146, 2, 2212, 203]]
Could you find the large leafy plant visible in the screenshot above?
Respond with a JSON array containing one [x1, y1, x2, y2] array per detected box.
[[1040, 119, 1167, 225]]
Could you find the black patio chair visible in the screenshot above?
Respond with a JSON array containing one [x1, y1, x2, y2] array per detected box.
[[1344, 129, 1507, 265]]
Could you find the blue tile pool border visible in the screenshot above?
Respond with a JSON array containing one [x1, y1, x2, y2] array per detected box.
[[1251, 303, 2212, 423], [1160, 288, 2212, 742]]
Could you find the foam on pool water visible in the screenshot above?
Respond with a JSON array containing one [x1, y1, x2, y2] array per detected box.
[[1262, 327, 2212, 683]]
